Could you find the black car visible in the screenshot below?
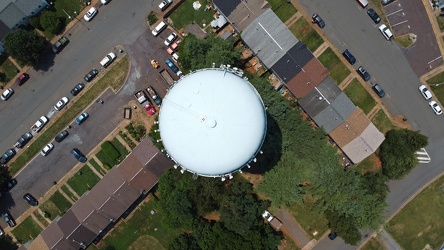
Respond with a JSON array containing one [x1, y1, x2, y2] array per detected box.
[[23, 193, 39, 206], [71, 83, 85, 96], [312, 13, 325, 28], [367, 8, 381, 23], [15, 73, 29, 86], [357, 66, 371, 81], [71, 148, 87, 163], [0, 148, 16, 164], [328, 232, 337, 240], [55, 130, 69, 143], [3, 179, 17, 192], [3, 213, 16, 227], [342, 49, 356, 65], [14, 132, 33, 148], [52, 36, 69, 54], [84, 69, 99, 82], [372, 84, 386, 98]]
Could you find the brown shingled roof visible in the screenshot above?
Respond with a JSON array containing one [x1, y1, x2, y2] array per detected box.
[[329, 108, 371, 147], [285, 58, 329, 98]]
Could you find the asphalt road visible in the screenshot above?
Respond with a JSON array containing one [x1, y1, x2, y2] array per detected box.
[[0, 0, 180, 224], [296, 0, 444, 249]]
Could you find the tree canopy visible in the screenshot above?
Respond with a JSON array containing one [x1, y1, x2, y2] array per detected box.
[[3, 29, 46, 66], [379, 129, 428, 179], [40, 11, 63, 35]]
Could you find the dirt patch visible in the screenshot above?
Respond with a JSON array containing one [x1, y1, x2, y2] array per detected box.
[[203, 211, 220, 221], [128, 235, 165, 250], [391, 115, 410, 129]]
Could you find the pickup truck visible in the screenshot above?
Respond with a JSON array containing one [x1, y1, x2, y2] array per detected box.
[[134, 90, 148, 104], [146, 86, 162, 106], [262, 210, 283, 231], [100, 52, 117, 68], [160, 69, 174, 86], [31, 116, 48, 133], [134, 90, 156, 115]]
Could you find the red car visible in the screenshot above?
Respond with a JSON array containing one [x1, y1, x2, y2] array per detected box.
[[144, 103, 156, 115], [15, 73, 29, 86]]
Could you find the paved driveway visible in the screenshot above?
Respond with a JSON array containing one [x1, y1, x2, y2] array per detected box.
[[383, 0, 443, 76]]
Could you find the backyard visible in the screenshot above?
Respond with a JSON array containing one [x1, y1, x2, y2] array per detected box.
[[288, 18, 324, 52], [40, 190, 72, 220], [318, 48, 351, 85], [385, 175, 444, 250], [11, 216, 43, 244], [427, 71, 444, 104], [343, 78, 376, 114], [169, 0, 215, 31], [287, 202, 329, 240], [67, 165, 101, 196]]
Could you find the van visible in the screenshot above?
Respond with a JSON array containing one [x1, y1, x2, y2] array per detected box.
[[152, 21, 167, 36], [356, 0, 369, 7], [342, 49, 356, 65], [372, 84, 385, 98]]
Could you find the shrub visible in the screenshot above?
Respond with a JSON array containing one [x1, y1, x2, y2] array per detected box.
[[103, 163, 111, 170], [29, 16, 42, 30], [101, 141, 120, 161], [147, 11, 158, 26]]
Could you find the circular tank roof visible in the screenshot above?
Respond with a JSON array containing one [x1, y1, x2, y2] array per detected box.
[[158, 68, 267, 176]]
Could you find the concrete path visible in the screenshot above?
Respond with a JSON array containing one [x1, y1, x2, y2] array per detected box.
[[276, 209, 311, 249], [378, 228, 402, 250]]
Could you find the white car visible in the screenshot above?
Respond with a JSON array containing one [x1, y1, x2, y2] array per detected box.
[[164, 33, 177, 46], [262, 210, 273, 222], [172, 53, 179, 62], [54, 97, 69, 111], [378, 24, 393, 40], [100, 52, 117, 68], [418, 85, 432, 100], [84, 7, 97, 22], [1, 88, 14, 101], [101, 0, 111, 4], [429, 100, 442, 115], [158, 0, 172, 11], [41, 143, 54, 156]]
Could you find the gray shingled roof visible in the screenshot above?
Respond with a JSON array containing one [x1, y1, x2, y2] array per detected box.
[[0, 3, 25, 28], [242, 8, 298, 69], [213, 0, 239, 17], [342, 123, 385, 163], [14, 0, 47, 16]]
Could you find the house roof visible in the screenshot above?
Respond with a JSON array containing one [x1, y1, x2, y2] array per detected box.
[[242, 8, 298, 69], [272, 42, 314, 80], [329, 108, 371, 146], [0, 20, 10, 40], [14, 0, 46, 16], [41, 221, 64, 249], [285, 57, 329, 98], [0, 3, 25, 29], [213, 0, 268, 32], [341, 122, 385, 163]]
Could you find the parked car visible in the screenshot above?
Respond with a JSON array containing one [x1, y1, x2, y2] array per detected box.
[[311, 13, 325, 28], [328, 232, 337, 240], [378, 24, 393, 40], [165, 59, 179, 73], [342, 49, 356, 65], [100, 52, 117, 68], [23, 193, 38, 206], [158, 0, 172, 11], [84, 69, 99, 82], [164, 32, 178, 46], [1, 88, 14, 101], [419, 85, 432, 100], [381, 0, 394, 5], [15, 73, 29, 86], [0, 226, 4, 237], [429, 100, 442, 115], [54, 97, 69, 111], [3, 179, 17, 192], [75, 112, 89, 125], [55, 130, 69, 143], [52, 36, 69, 54], [71, 83, 85, 96], [3, 213, 16, 227], [357, 66, 371, 81], [0, 148, 16, 164], [366, 8, 381, 23], [372, 84, 386, 98], [14, 132, 33, 148], [146, 86, 162, 106], [101, 0, 111, 4], [41, 143, 54, 156], [71, 148, 87, 163], [144, 103, 156, 115], [84, 7, 97, 22]]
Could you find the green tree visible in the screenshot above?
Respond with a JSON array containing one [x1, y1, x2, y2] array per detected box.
[[40, 11, 63, 34], [29, 16, 42, 30], [188, 177, 224, 216], [0, 165, 11, 188], [379, 129, 428, 179], [0, 235, 18, 250], [325, 210, 362, 245], [169, 233, 200, 250], [3, 29, 46, 66]]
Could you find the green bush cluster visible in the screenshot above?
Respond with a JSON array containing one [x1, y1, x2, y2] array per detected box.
[[119, 131, 136, 149], [126, 123, 146, 142], [147, 11, 158, 26]]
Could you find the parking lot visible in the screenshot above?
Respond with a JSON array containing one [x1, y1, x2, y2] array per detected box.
[[383, 0, 443, 76]]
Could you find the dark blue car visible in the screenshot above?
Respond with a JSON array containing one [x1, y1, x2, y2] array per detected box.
[[165, 59, 179, 73], [71, 148, 87, 163]]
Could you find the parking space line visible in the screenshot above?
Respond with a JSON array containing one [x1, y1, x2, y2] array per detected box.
[[428, 56, 442, 65], [386, 9, 403, 17], [391, 20, 408, 27]]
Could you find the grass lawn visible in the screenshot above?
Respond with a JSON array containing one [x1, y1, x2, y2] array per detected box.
[[33, 210, 49, 227], [288, 18, 324, 52], [11, 216, 42, 244], [67, 165, 101, 196], [437, 16, 444, 32], [61, 184, 78, 202], [112, 137, 130, 160], [40, 191, 72, 220], [371, 109, 395, 135], [99, 198, 182, 249], [395, 34, 414, 48], [89, 158, 107, 176], [287, 202, 329, 240], [96, 150, 117, 168], [343, 78, 376, 114], [356, 154, 381, 174], [169, 0, 215, 31], [268, 0, 298, 23], [0, 55, 18, 85], [361, 236, 385, 250], [385, 175, 444, 250], [9, 55, 129, 175], [427, 71, 444, 105], [318, 47, 350, 84]]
